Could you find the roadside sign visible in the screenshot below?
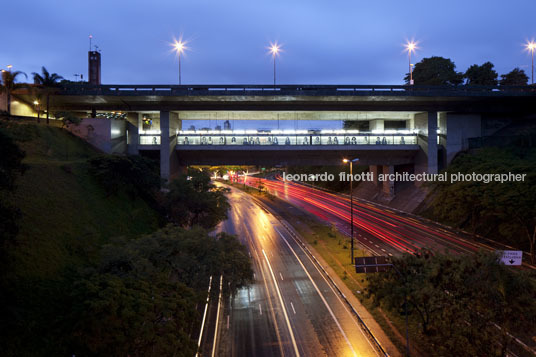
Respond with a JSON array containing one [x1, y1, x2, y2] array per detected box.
[[498, 250, 522, 266], [355, 256, 390, 273]]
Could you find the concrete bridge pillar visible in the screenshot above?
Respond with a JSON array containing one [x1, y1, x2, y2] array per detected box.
[[369, 119, 384, 131], [369, 165, 382, 187], [427, 111, 438, 174], [160, 111, 182, 182], [160, 110, 171, 181], [126, 112, 139, 155], [382, 165, 395, 198]]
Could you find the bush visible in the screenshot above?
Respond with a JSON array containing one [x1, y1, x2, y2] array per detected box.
[[88, 155, 160, 200]]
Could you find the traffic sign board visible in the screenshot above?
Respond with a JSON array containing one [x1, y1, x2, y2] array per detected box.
[[498, 250, 522, 266], [355, 256, 390, 273]]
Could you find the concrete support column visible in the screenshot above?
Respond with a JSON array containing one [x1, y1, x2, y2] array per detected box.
[[428, 111, 438, 174], [127, 122, 139, 155], [369, 119, 384, 131], [382, 165, 395, 198], [160, 110, 170, 181], [126, 112, 139, 155], [369, 165, 382, 188]]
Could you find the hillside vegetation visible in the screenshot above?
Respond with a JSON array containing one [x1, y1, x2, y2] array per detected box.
[[0, 121, 253, 356], [419, 146, 536, 262], [0, 122, 162, 278]]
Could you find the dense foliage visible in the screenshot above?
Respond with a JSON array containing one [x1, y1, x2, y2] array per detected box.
[[464, 61, 498, 85], [425, 147, 536, 263], [88, 154, 161, 200], [499, 68, 529, 86], [367, 251, 536, 357], [67, 226, 253, 356], [404, 56, 463, 86], [162, 168, 230, 229]]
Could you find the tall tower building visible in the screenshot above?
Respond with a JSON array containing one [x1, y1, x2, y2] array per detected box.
[[88, 50, 101, 85]]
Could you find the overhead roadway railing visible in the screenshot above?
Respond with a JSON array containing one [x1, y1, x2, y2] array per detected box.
[[59, 84, 536, 97], [172, 129, 418, 147]]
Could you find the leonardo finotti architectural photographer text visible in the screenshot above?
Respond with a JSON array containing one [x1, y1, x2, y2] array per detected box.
[[282, 172, 527, 184]]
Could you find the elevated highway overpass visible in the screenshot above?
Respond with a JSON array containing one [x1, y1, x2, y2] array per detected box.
[[10, 83, 536, 196]]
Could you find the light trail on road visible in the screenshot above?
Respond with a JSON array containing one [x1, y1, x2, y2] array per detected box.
[[209, 183, 383, 356], [237, 174, 510, 258]]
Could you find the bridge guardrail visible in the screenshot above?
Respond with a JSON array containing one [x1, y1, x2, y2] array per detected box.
[[58, 83, 536, 97], [172, 133, 417, 146]]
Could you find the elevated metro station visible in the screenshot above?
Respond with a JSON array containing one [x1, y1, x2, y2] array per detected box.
[[10, 83, 536, 197]]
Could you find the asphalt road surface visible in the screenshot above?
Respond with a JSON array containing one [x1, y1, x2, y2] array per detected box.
[[203, 184, 383, 357]]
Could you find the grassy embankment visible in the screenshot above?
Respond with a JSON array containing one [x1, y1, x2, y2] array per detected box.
[[1, 121, 161, 279]]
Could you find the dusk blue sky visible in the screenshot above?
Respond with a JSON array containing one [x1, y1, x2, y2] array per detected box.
[[1, 0, 535, 85]]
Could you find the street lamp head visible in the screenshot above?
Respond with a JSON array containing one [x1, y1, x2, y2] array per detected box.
[[343, 158, 349, 163], [351, 158, 360, 163], [526, 40, 536, 52], [174, 40, 186, 54], [33, 100, 39, 105], [268, 42, 281, 57], [404, 41, 418, 54]]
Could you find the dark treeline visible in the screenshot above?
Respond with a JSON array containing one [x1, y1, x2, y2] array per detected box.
[[422, 146, 536, 264], [366, 250, 536, 357], [403, 56, 530, 86]]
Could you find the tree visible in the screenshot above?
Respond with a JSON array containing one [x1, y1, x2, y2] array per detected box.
[[367, 251, 536, 356], [464, 61, 498, 85], [499, 68, 528, 86], [69, 272, 199, 356], [404, 56, 463, 86], [68, 225, 253, 356], [88, 154, 161, 201], [428, 147, 536, 263], [163, 168, 230, 229], [32, 67, 63, 124], [1, 70, 27, 118]]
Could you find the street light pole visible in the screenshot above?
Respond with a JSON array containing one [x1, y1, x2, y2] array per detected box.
[[343, 158, 359, 264], [274, 54, 276, 87], [173, 39, 187, 85], [405, 41, 417, 85], [408, 51, 412, 84], [269, 42, 280, 88], [528, 41, 535, 85]]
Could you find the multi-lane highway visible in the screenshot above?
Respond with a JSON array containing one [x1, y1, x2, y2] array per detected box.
[[199, 184, 387, 357], [239, 175, 523, 259]]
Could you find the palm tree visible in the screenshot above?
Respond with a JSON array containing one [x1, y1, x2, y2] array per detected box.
[[32, 67, 63, 124], [1, 70, 27, 118]]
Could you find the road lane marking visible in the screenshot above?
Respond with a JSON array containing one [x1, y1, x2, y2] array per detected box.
[[280, 272, 284, 281], [274, 229, 357, 357], [262, 249, 301, 357], [290, 302, 296, 315], [211, 275, 223, 357], [243, 226, 285, 356], [195, 275, 213, 357], [226, 315, 229, 329], [276, 226, 380, 356], [259, 304, 262, 315]]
